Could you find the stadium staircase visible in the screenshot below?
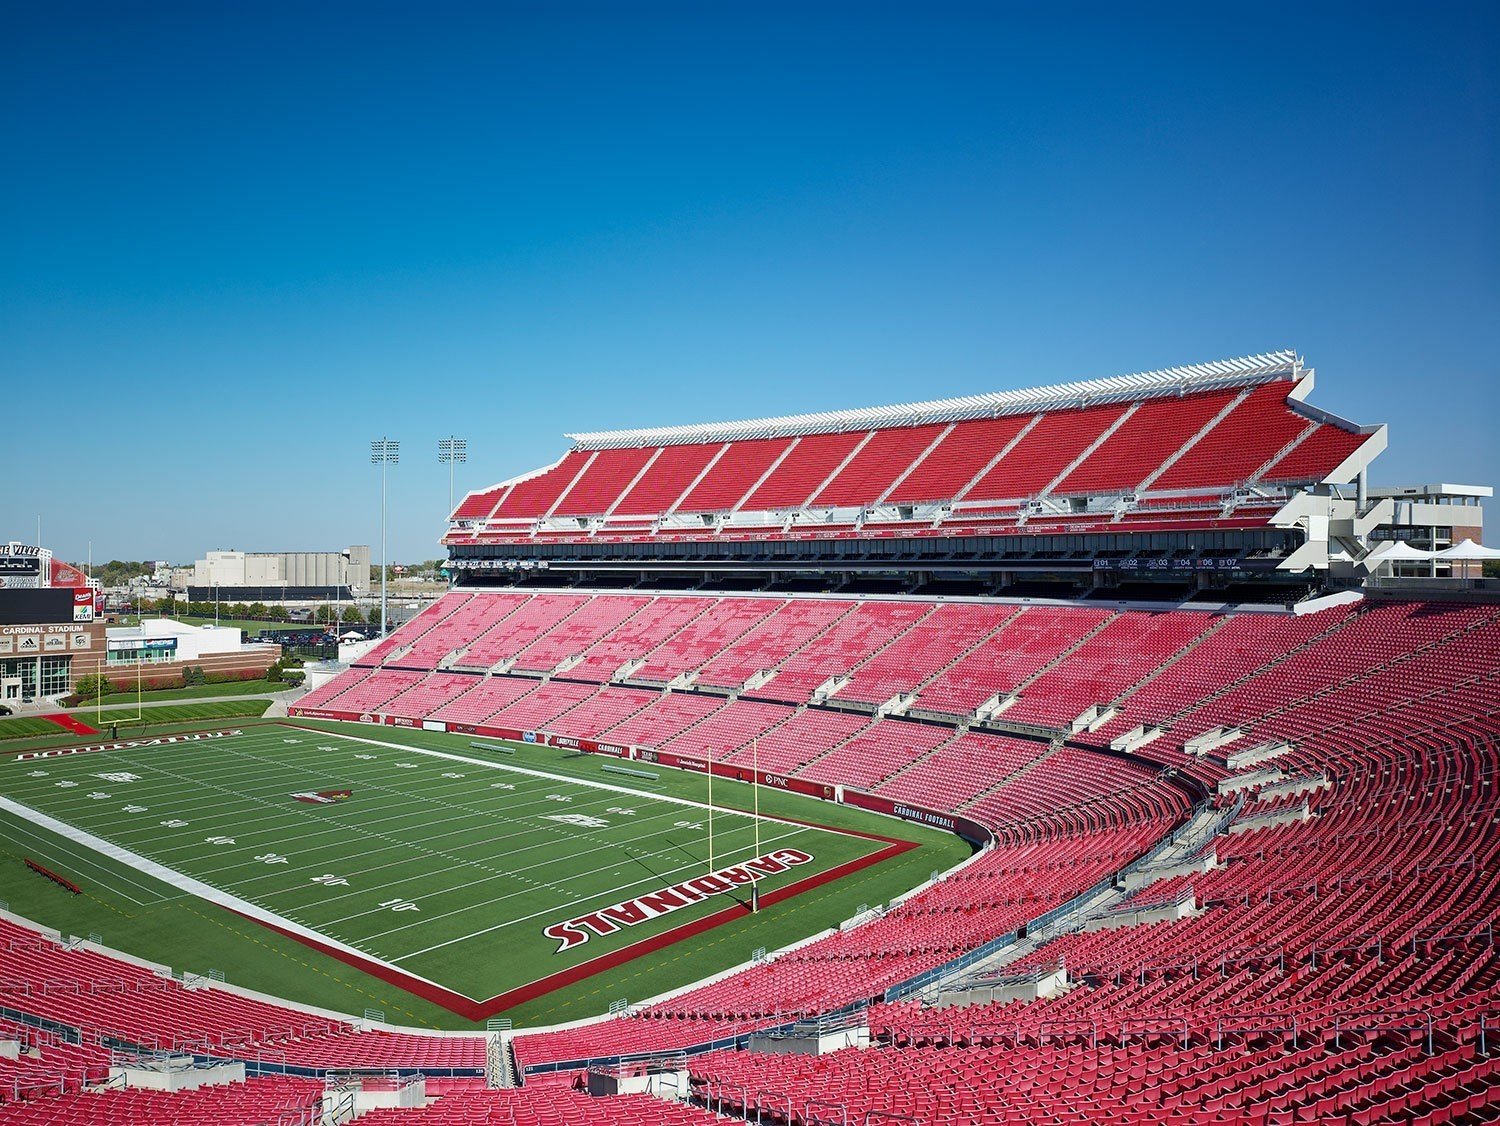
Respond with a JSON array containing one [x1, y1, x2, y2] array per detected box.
[[817, 602, 943, 711], [1103, 614, 1234, 716], [609, 689, 729, 748], [955, 736, 1067, 814], [976, 611, 1122, 728], [870, 420, 957, 504], [1229, 605, 1500, 735], [1037, 399, 1143, 498], [901, 607, 1028, 722], [731, 601, 863, 697], [1134, 385, 1254, 492], [948, 413, 1044, 505], [1248, 416, 1321, 482], [1154, 603, 1368, 734], [868, 727, 969, 790]]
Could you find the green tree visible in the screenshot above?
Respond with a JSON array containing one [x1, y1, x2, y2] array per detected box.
[[73, 674, 110, 700]]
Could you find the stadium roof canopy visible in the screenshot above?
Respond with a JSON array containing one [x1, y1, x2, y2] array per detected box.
[[567, 350, 1301, 450]]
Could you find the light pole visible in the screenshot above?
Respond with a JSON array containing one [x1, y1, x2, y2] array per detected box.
[[438, 437, 467, 518], [371, 438, 400, 637]]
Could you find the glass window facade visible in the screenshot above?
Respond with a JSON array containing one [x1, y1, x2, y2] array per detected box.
[[0, 655, 72, 701]]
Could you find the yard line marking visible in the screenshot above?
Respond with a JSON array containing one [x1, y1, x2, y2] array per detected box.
[[315, 811, 810, 934], [165, 753, 733, 887], [0, 816, 171, 906], [297, 799, 774, 926], [87, 738, 651, 855], [12, 734, 779, 922], [370, 823, 817, 956], [255, 797, 708, 905], [289, 725, 851, 834], [0, 791, 457, 997]]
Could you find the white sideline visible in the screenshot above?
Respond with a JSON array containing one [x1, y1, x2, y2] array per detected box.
[[0, 792, 458, 998], [288, 723, 857, 835]]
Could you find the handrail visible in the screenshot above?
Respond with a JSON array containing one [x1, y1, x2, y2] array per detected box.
[[805, 1097, 850, 1126]]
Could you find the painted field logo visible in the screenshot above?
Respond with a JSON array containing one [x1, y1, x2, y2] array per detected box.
[[14, 729, 244, 763], [292, 789, 354, 804], [543, 813, 609, 829], [542, 847, 814, 953]]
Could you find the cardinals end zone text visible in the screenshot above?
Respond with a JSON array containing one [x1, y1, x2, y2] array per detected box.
[[542, 847, 813, 953]]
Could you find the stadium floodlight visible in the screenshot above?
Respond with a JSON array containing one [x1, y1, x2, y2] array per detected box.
[[438, 436, 468, 519], [371, 438, 400, 638]]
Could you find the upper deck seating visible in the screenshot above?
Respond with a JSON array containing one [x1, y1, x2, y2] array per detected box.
[[448, 363, 1372, 547]]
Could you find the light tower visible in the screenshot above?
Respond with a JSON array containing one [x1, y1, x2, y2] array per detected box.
[[438, 436, 468, 518], [371, 437, 400, 637]]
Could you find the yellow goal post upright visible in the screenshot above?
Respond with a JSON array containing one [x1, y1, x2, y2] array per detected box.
[[706, 742, 714, 873], [751, 735, 760, 913], [93, 641, 147, 735]]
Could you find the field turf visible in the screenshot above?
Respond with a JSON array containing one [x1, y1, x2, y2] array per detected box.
[[0, 716, 65, 741], [95, 678, 289, 703], [73, 699, 273, 725], [0, 718, 966, 1023]]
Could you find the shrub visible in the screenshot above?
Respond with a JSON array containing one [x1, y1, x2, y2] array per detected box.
[[73, 674, 111, 700]]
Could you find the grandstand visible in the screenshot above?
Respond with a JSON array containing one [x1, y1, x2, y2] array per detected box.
[[443, 351, 1407, 601], [4, 351, 1499, 1124]]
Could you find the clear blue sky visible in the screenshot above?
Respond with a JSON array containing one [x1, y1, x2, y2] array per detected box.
[[3, 1, 1496, 565]]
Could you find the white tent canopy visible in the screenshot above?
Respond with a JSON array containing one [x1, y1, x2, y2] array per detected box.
[[1365, 541, 1438, 562], [1437, 539, 1500, 561]]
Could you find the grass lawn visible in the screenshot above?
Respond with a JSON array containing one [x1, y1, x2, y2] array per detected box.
[[78, 699, 274, 726], [94, 678, 288, 704], [174, 615, 361, 636], [0, 718, 967, 1027], [0, 716, 68, 742]]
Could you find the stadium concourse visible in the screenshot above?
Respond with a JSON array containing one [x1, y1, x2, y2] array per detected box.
[[5, 353, 1500, 1124]]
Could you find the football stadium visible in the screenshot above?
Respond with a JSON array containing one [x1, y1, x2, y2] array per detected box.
[[2, 349, 1498, 1124]]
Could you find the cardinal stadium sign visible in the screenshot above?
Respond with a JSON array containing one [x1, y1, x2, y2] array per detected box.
[[543, 847, 814, 953]]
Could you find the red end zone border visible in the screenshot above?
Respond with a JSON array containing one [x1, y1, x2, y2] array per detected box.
[[235, 832, 915, 1021]]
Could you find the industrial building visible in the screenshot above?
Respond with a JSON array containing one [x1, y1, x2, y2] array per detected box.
[[187, 546, 370, 603]]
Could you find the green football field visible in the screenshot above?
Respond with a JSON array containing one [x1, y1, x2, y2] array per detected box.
[[0, 719, 959, 1020]]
